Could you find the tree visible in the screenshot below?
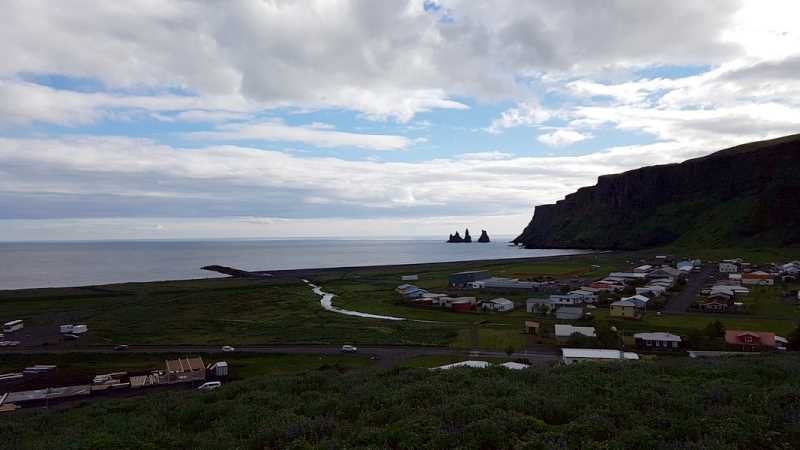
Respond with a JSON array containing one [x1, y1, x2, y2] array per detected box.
[[704, 319, 726, 338], [787, 323, 800, 351]]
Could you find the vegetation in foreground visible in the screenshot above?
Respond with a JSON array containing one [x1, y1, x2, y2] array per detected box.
[[2, 355, 799, 450]]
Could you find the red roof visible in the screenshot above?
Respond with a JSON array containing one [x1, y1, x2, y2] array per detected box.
[[724, 330, 776, 347]]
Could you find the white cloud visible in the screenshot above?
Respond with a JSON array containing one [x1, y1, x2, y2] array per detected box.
[[537, 129, 592, 147], [0, 135, 726, 223], [456, 151, 514, 160], [188, 120, 412, 151], [0, 0, 744, 122], [488, 102, 553, 133]]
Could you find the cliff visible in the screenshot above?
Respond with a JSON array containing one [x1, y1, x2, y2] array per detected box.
[[514, 134, 800, 250]]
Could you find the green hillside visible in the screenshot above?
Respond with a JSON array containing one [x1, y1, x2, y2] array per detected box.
[[2, 356, 799, 450]]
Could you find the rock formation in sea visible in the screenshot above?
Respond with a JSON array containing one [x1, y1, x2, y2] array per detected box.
[[463, 229, 472, 243], [478, 230, 490, 243], [447, 231, 464, 243]]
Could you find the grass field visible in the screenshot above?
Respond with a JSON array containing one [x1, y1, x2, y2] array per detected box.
[[2, 250, 799, 351]]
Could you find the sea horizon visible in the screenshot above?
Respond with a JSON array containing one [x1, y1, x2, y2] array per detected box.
[[0, 238, 587, 290]]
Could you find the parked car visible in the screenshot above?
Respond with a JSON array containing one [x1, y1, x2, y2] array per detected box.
[[341, 345, 358, 353], [221, 345, 235, 352], [197, 381, 222, 391], [114, 344, 129, 351]]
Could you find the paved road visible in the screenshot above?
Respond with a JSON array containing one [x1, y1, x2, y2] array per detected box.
[[0, 344, 560, 369], [664, 265, 714, 313]]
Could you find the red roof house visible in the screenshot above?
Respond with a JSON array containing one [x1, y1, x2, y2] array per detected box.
[[724, 330, 776, 352]]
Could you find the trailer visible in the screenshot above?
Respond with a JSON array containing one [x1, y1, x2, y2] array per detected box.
[[3, 320, 23, 333]]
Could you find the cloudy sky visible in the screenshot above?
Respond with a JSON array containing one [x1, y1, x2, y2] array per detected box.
[[2, 0, 799, 240]]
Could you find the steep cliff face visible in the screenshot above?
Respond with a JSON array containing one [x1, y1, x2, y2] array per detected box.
[[514, 134, 800, 250]]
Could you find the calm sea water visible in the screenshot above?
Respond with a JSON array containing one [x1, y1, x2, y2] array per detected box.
[[0, 239, 589, 290]]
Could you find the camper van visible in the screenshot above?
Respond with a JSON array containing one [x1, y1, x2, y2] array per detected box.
[[3, 320, 23, 333]]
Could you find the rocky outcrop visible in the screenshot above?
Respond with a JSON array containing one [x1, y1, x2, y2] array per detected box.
[[447, 231, 464, 243], [514, 134, 800, 250], [448, 228, 481, 243], [478, 230, 491, 243]]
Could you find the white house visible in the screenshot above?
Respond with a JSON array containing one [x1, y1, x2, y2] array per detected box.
[[481, 298, 514, 312], [633, 265, 653, 273], [719, 261, 740, 273], [622, 294, 651, 310], [555, 324, 597, 341], [566, 289, 598, 303], [561, 348, 639, 365]]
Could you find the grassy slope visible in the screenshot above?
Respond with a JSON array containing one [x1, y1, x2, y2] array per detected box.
[[0, 277, 456, 346], [2, 356, 799, 450]]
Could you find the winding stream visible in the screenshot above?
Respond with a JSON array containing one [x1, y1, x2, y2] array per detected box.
[[303, 279, 407, 321]]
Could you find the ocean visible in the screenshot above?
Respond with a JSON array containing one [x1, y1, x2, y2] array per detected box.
[[0, 239, 590, 290]]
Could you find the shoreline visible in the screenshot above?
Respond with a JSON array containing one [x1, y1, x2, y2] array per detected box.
[[1, 250, 603, 291]]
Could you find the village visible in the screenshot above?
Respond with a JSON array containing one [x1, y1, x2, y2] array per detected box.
[[1, 254, 798, 414], [395, 255, 800, 362]]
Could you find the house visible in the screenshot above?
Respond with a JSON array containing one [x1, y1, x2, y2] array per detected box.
[[741, 271, 774, 286], [640, 285, 667, 296], [441, 297, 477, 311], [719, 260, 740, 273], [724, 330, 777, 352], [567, 289, 598, 303], [555, 307, 584, 320], [524, 321, 540, 335], [647, 266, 682, 279], [526, 298, 555, 313], [165, 357, 206, 384], [608, 272, 647, 280], [710, 284, 749, 297], [555, 324, 596, 342], [633, 265, 653, 273], [702, 293, 733, 312], [448, 270, 490, 287], [450, 300, 473, 312], [621, 294, 651, 310], [610, 300, 641, 319], [634, 332, 682, 350], [472, 277, 541, 291], [677, 261, 694, 272], [561, 348, 640, 365], [481, 298, 514, 312]]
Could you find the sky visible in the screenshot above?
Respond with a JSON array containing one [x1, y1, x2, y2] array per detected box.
[[1, 0, 800, 241]]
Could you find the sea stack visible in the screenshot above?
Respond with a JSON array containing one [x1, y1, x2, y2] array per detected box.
[[463, 229, 472, 243], [447, 231, 464, 243], [478, 230, 490, 243]]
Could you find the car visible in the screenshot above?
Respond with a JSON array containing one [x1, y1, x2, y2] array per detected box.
[[221, 345, 235, 352], [114, 344, 129, 351], [197, 381, 222, 391], [341, 345, 358, 353]]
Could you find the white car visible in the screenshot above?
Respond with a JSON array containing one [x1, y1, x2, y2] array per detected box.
[[341, 345, 358, 353], [221, 345, 235, 352], [197, 381, 222, 391]]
